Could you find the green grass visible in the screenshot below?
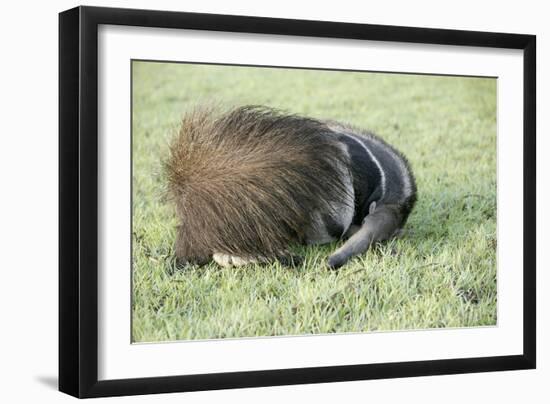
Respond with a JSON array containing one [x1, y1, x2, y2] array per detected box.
[[131, 61, 497, 342]]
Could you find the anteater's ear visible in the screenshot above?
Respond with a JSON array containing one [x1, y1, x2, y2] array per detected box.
[[369, 201, 377, 215]]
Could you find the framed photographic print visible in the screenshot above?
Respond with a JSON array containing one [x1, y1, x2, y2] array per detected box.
[[59, 5, 536, 398]]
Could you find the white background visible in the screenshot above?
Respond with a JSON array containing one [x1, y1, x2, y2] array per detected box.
[[0, 0, 547, 403]]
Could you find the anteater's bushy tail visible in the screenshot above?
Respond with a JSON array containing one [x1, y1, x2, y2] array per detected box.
[[166, 106, 350, 260]]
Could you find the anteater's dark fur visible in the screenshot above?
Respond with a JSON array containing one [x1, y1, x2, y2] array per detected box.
[[166, 106, 352, 263]]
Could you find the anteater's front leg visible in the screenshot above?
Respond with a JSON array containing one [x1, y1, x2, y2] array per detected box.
[[327, 204, 403, 269]]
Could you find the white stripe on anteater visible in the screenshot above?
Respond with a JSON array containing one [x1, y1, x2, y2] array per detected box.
[[346, 134, 387, 200], [363, 134, 413, 202]]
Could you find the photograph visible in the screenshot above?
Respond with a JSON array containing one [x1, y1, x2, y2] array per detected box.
[[131, 60, 497, 343], [56, 4, 537, 399]]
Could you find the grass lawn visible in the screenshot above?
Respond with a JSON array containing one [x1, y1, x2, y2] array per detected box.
[[131, 61, 497, 342]]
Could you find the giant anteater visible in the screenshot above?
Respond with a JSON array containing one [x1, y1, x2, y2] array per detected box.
[[166, 106, 416, 269]]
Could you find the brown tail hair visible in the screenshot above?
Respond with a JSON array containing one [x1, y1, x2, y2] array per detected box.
[[165, 106, 351, 261]]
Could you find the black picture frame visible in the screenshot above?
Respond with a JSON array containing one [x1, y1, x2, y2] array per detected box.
[[59, 5, 536, 398]]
